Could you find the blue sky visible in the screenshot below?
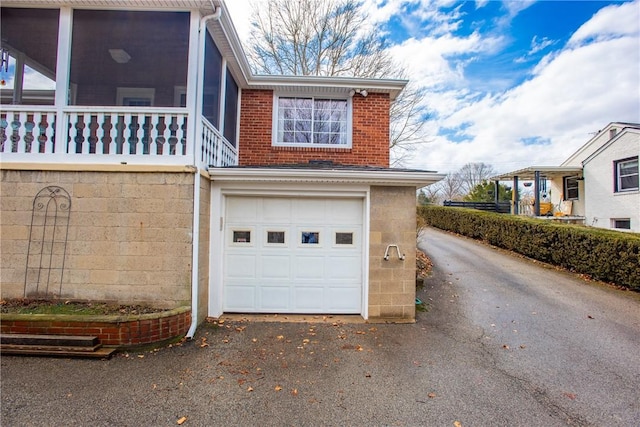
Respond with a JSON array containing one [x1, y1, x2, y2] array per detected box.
[[228, 0, 640, 173]]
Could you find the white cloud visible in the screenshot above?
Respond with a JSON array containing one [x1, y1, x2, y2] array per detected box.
[[225, 0, 640, 175], [400, 1, 640, 174]]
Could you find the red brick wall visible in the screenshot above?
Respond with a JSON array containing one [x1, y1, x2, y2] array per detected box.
[[239, 90, 390, 167], [0, 309, 191, 347]]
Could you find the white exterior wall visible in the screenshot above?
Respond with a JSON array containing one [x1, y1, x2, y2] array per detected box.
[[583, 131, 640, 232], [548, 178, 586, 216]]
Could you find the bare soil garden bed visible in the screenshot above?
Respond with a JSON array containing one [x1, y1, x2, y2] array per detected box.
[[0, 298, 168, 316]]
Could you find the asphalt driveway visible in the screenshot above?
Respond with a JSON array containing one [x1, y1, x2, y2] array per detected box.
[[2, 227, 639, 426]]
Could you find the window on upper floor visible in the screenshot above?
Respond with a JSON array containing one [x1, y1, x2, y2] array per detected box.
[[273, 96, 351, 147], [563, 176, 579, 200], [614, 157, 638, 192]]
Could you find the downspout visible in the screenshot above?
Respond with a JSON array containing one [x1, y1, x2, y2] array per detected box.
[[187, 4, 222, 339]]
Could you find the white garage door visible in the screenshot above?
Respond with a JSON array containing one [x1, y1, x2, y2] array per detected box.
[[223, 196, 363, 313]]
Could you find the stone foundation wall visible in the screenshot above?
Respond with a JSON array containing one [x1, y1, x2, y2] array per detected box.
[[368, 186, 417, 321], [0, 167, 195, 309]]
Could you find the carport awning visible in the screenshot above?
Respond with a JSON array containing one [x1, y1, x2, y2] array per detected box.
[[491, 166, 583, 181]]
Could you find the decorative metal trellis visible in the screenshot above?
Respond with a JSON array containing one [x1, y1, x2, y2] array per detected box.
[[24, 186, 71, 298]]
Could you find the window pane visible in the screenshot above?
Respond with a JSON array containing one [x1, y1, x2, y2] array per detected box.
[[233, 231, 251, 243], [267, 231, 285, 244], [301, 232, 319, 244], [335, 232, 353, 245], [620, 175, 639, 190], [71, 10, 189, 107], [276, 96, 348, 146], [618, 158, 639, 191], [223, 69, 238, 145], [202, 33, 222, 127], [1, 8, 59, 106]]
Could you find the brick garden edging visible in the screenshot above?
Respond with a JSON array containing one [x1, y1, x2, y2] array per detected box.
[[0, 306, 191, 348]]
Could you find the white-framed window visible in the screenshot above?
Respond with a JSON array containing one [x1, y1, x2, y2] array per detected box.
[[273, 95, 351, 147], [116, 87, 155, 106], [265, 230, 286, 246], [229, 228, 254, 246], [300, 231, 321, 246], [563, 176, 579, 200], [614, 157, 639, 192], [611, 218, 631, 230]]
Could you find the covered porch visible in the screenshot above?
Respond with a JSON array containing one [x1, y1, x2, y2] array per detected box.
[[492, 166, 585, 223], [0, 3, 238, 168]]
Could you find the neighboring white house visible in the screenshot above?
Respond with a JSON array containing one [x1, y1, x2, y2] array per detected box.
[[493, 122, 640, 233], [573, 124, 640, 232]]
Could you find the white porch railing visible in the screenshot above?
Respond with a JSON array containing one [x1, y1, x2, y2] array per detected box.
[[200, 118, 238, 169], [0, 106, 237, 167]]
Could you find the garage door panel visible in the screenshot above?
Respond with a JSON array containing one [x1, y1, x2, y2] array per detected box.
[[294, 199, 326, 221], [226, 254, 256, 278], [294, 256, 325, 279], [327, 256, 361, 279], [224, 286, 256, 310], [226, 197, 258, 222], [294, 287, 324, 310], [262, 198, 292, 222], [260, 287, 290, 310], [329, 199, 362, 223], [327, 287, 361, 311], [261, 255, 291, 279]]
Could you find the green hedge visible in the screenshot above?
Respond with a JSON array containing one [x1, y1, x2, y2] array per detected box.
[[418, 205, 640, 290]]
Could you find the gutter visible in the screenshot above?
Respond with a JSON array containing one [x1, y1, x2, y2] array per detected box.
[[186, 4, 221, 339]]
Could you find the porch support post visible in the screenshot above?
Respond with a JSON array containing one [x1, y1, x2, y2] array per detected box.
[[513, 176, 519, 215], [12, 53, 24, 104], [494, 180, 499, 207], [54, 7, 73, 156], [186, 10, 201, 165], [534, 170, 541, 216]]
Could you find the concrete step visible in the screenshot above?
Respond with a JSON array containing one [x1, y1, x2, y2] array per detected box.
[[0, 334, 116, 359], [1, 346, 116, 358], [1, 334, 100, 348]]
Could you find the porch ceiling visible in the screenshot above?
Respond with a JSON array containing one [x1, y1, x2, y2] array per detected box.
[[491, 166, 583, 181]]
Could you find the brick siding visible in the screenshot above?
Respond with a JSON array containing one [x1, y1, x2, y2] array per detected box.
[[0, 308, 191, 347], [239, 90, 390, 167]]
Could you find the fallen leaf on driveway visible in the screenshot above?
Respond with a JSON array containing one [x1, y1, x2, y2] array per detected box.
[[563, 392, 577, 400], [247, 386, 254, 392], [177, 416, 187, 425], [428, 392, 436, 398], [587, 315, 594, 319], [277, 335, 284, 340], [274, 385, 282, 391], [291, 389, 298, 396], [502, 345, 510, 350], [454, 421, 462, 427]]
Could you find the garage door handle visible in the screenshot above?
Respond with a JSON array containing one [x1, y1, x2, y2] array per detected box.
[[383, 244, 405, 261]]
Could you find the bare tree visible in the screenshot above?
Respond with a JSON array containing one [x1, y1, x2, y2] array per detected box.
[[419, 183, 442, 205], [456, 162, 496, 195], [436, 172, 464, 202], [247, 0, 429, 164]]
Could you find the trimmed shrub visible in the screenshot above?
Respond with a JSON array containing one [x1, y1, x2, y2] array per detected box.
[[418, 205, 640, 290]]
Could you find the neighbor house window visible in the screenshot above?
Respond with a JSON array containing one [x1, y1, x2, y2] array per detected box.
[[614, 157, 638, 192], [274, 96, 350, 147], [563, 176, 579, 200], [612, 218, 631, 230]]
